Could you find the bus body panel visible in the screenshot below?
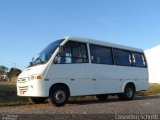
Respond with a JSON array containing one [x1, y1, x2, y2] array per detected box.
[[45, 63, 89, 96], [17, 64, 48, 97], [86, 64, 148, 94], [44, 63, 148, 97]]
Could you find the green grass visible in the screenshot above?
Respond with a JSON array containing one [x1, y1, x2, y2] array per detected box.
[[0, 82, 160, 106], [0, 82, 28, 106], [0, 81, 17, 86], [137, 83, 160, 96]]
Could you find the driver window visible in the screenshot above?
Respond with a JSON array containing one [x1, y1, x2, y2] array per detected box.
[[55, 41, 88, 64]]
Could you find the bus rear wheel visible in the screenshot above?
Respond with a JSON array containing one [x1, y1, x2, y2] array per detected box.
[[118, 84, 135, 100], [49, 85, 69, 107], [29, 97, 46, 104], [96, 94, 108, 101]]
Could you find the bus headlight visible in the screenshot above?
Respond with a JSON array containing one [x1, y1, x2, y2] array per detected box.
[[28, 75, 42, 80]]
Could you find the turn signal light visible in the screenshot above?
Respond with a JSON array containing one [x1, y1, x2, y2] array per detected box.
[[35, 75, 42, 80]]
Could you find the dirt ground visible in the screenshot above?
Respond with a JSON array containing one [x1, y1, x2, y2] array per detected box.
[[0, 95, 160, 120]]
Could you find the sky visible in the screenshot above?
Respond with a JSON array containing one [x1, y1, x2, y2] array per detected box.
[[0, 0, 160, 70]]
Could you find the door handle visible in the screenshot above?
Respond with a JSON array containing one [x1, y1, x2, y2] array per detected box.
[[70, 78, 75, 81]]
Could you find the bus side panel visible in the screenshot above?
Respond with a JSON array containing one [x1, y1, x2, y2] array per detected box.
[[130, 68, 148, 91], [86, 64, 148, 95], [45, 64, 148, 97], [86, 64, 122, 94], [45, 63, 95, 96]]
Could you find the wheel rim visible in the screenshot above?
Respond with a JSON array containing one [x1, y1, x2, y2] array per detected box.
[[54, 90, 66, 103], [126, 87, 133, 98]]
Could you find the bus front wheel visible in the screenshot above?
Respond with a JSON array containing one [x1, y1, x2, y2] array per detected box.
[[49, 85, 69, 107]]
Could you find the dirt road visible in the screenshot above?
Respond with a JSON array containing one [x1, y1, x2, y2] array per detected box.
[[0, 95, 160, 120]]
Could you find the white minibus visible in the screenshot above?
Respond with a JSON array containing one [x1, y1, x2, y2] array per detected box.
[[17, 37, 148, 107]]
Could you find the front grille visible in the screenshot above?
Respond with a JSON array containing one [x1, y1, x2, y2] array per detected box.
[[17, 77, 28, 83]]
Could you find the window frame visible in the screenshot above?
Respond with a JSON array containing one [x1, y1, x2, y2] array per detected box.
[[89, 44, 114, 65]]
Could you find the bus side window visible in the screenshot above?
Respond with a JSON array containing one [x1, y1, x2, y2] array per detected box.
[[90, 44, 113, 65], [55, 41, 88, 64], [54, 45, 72, 64], [132, 53, 146, 68], [113, 49, 132, 66]]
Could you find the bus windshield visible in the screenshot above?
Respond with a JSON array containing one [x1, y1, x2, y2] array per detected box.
[[29, 39, 64, 67]]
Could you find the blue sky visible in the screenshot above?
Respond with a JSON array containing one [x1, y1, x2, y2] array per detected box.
[[0, 0, 160, 70]]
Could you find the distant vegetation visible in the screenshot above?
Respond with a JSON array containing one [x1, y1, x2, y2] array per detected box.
[[137, 83, 160, 96], [9, 68, 22, 78], [0, 65, 22, 82], [0, 82, 160, 106]]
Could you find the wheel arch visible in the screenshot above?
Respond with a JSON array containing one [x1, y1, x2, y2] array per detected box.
[[49, 83, 70, 97], [122, 81, 136, 93]]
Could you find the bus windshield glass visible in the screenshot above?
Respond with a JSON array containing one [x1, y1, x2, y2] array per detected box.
[[29, 39, 64, 67]]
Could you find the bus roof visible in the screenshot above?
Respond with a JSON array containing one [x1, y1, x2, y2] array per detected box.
[[63, 36, 144, 53]]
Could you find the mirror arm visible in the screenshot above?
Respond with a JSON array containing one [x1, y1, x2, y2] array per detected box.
[[59, 46, 63, 54]]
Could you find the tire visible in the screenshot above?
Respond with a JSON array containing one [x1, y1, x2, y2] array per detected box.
[[96, 94, 108, 101], [118, 84, 135, 100], [29, 97, 46, 104], [49, 85, 69, 107]]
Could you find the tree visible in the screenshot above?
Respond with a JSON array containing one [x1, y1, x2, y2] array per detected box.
[[9, 68, 22, 77], [0, 65, 9, 75]]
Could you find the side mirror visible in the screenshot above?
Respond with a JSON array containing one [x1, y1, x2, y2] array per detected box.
[[53, 46, 63, 64], [59, 46, 63, 54], [54, 56, 58, 64]]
